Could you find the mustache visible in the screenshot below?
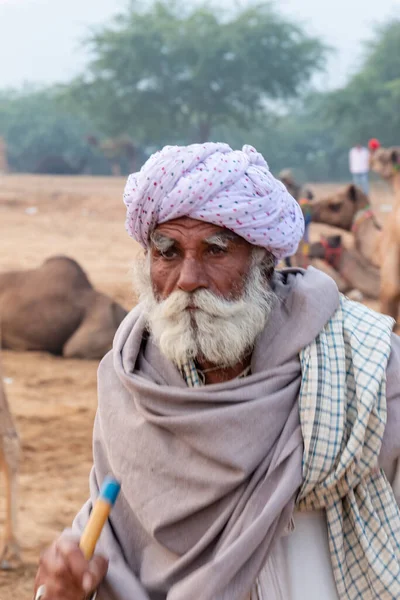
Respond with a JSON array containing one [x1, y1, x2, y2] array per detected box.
[[133, 255, 276, 368], [159, 288, 248, 320]]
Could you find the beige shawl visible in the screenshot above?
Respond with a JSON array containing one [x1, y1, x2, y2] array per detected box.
[[71, 268, 342, 599]]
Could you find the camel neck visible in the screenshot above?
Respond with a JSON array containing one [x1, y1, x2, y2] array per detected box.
[[352, 206, 381, 235], [392, 172, 400, 197], [340, 248, 380, 293]]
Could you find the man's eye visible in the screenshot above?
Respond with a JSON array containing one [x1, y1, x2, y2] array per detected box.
[[160, 248, 178, 259], [208, 245, 227, 255]]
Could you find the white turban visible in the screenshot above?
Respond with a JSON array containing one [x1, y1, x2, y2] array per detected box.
[[123, 142, 304, 260]]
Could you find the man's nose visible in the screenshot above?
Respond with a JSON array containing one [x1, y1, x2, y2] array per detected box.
[[177, 258, 208, 293]]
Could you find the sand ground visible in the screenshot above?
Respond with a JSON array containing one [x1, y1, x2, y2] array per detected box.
[[0, 174, 394, 597]]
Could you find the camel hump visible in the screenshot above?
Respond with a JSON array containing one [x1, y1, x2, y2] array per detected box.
[[41, 256, 92, 289]]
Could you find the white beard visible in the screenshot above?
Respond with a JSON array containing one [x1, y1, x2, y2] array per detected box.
[[132, 257, 276, 368]]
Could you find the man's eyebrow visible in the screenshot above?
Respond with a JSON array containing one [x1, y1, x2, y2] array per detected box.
[[204, 232, 239, 248], [150, 232, 175, 252]]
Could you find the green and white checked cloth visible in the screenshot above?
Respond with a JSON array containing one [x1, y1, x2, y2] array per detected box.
[[298, 295, 400, 599], [181, 295, 400, 597]]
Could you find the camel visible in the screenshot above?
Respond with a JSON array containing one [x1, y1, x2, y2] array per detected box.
[[278, 169, 314, 202], [370, 146, 400, 182], [308, 184, 382, 267], [308, 235, 380, 299], [279, 169, 314, 270], [87, 135, 138, 175], [287, 237, 363, 296], [0, 352, 20, 569], [308, 173, 400, 320], [369, 146, 400, 318], [0, 256, 128, 359], [34, 156, 87, 175]]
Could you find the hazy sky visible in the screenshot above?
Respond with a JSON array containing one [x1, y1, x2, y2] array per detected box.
[[0, 0, 399, 90]]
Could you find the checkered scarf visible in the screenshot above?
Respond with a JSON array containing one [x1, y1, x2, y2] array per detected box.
[[182, 296, 400, 597], [297, 296, 400, 599]]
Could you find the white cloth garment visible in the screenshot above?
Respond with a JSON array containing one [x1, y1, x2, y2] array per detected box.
[[253, 456, 400, 600], [252, 510, 339, 600], [349, 146, 370, 174]]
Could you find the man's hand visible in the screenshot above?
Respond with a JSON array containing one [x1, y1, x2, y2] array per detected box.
[[34, 537, 108, 599]]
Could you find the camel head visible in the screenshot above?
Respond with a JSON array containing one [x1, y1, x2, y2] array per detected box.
[[308, 235, 343, 268], [279, 169, 301, 201], [369, 146, 400, 180], [309, 184, 369, 230]]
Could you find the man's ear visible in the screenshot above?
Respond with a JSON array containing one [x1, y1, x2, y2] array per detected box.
[[347, 184, 358, 202], [347, 184, 367, 202]]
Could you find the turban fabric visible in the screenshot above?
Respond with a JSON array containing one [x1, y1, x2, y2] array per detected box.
[[123, 143, 304, 260]]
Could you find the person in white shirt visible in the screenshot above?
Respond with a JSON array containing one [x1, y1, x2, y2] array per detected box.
[[349, 144, 370, 194]]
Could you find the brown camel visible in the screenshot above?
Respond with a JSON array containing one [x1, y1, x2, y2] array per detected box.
[[287, 240, 351, 294], [87, 134, 138, 175], [0, 256, 128, 359], [34, 156, 87, 175], [308, 173, 400, 320], [279, 169, 314, 270], [278, 169, 314, 202], [308, 235, 380, 299], [0, 352, 20, 569], [370, 146, 400, 182], [369, 146, 400, 318], [309, 184, 382, 267]]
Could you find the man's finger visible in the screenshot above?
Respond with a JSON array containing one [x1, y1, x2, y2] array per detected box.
[[82, 555, 109, 593], [56, 538, 88, 582]]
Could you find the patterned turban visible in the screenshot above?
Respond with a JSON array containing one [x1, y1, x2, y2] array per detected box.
[[123, 142, 304, 260]]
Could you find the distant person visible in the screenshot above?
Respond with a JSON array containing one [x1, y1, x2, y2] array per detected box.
[[349, 144, 370, 194]]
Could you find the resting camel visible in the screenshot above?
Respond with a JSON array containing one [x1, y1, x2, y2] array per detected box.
[[34, 156, 87, 175], [309, 172, 400, 319], [309, 184, 381, 266], [308, 235, 380, 299], [279, 169, 315, 270], [0, 352, 20, 569], [0, 256, 128, 359], [278, 169, 314, 202]]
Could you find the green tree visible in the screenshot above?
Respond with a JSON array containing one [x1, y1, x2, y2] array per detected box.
[[323, 19, 400, 149], [216, 93, 349, 183], [0, 87, 107, 173], [63, 1, 327, 146], [243, 18, 400, 183]]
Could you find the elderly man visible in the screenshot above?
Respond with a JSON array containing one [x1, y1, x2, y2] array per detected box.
[[34, 143, 400, 600]]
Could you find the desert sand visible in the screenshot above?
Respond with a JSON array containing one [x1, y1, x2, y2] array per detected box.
[[0, 174, 393, 597]]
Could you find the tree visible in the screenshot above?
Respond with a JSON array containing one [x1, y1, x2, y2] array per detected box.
[[215, 93, 348, 182], [0, 87, 108, 173], [323, 20, 400, 149], [63, 1, 327, 146]]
